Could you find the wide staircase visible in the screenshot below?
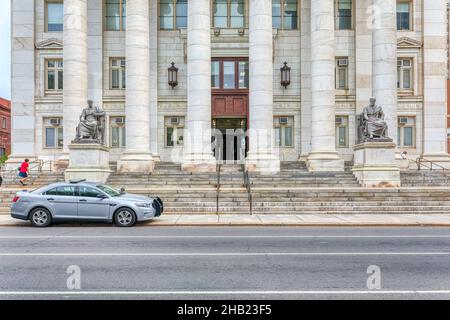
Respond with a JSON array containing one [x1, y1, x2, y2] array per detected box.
[[1, 161, 449, 216], [400, 170, 450, 187], [0, 171, 64, 188]]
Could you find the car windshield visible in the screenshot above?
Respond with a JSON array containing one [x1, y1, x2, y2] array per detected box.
[[96, 184, 121, 197]]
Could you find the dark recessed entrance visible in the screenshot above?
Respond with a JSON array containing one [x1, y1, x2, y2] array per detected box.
[[211, 58, 249, 163], [212, 118, 247, 163]]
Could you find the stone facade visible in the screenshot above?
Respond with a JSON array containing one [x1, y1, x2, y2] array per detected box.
[[8, 0, 450, 172]]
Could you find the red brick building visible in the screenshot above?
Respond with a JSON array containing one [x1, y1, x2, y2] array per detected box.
[[0, 98, 11, 158]]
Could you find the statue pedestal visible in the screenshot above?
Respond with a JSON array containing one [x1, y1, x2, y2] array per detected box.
[[65, 144, 111, 183], [352, 141, 400, 187]]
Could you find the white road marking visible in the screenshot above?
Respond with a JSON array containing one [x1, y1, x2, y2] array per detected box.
[[0, 252, 449, 257], [0, 290, 449, 296], [1, 235, 450, 239]]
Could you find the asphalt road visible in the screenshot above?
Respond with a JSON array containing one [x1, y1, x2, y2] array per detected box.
[[0, 226, 450, 300]]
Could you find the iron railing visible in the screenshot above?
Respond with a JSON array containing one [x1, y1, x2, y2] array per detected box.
[[216, 163, 221, 215], [416, 158, 448, 172], [242, 164, 253, 215]]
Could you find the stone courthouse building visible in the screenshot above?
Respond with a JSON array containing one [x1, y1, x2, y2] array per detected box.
[[8, 0, 450, 176]]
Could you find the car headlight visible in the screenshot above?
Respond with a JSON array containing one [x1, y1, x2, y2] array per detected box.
[[135, 202, 152, 208]]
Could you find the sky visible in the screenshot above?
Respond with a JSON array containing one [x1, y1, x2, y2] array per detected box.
[[0, 0, 11, 100]]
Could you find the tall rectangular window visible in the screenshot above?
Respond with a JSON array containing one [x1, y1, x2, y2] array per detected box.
[[46, 1, 63, 32], [397, 116, 415, 148], [397, 58, 413, 90], [176, 0, 188, 28], [337, 0, 352, 30], [165, 117, 185, 147], [336, 57, 349, 90], [238, 61, 249, 89], [397, 2, 411, 31], [335, 116, 349, 148], [230, 0, 245, 28], [273, 0, 298, 30], [214, 0, 228, 28], [110, 58, 126, 90], [106, 0, 126, 31], [2, 117, 6, 129], [213, 0, 244, 29], [160, 0, 188, 30], [223, 61, 236, 89], [43, 118, 63, 148], [274, 116, 294, 147], [110, 117, 126, 148], [211, 61, 220, 89], [46, 59, 63, 92]]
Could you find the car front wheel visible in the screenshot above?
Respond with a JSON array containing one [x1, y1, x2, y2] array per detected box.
[[29, 207, 52, 227], [114, 208, 136, 227]]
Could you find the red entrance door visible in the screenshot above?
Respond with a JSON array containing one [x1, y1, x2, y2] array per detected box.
[[212, 94, 248, 117]]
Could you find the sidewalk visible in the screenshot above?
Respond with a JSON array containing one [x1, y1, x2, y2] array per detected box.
[[1, 214, 450, 226]]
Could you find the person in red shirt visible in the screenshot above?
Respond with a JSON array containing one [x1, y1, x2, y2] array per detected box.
[[18, 159, 30, 186]]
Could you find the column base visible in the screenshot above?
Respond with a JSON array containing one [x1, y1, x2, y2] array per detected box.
[[352, 141, 400, 187], [182, 153, 217, 173], [306, 152, 344, 172], [65, 143, 111, 183], [245, 152, 280, 174], [117, 152, 155, 174]]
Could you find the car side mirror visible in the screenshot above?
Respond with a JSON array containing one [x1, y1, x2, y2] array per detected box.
[[97, 194, 108, 199]]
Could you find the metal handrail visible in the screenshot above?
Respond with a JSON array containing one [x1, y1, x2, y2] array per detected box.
[[242, 165, 253, 215], [216, 163, 221, 215], [416, 157, 448, 172], [0, 159, 53, 175]]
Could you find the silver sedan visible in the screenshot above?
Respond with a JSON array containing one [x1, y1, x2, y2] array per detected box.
[[10, 179, 163, 227]]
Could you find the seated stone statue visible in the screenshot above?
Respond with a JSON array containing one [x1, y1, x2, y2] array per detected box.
[[357, 98, 389, 142], [74, 100, 106, 144]]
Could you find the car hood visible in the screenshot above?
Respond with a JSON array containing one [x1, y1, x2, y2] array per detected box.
[[116, 193, 153, 202]]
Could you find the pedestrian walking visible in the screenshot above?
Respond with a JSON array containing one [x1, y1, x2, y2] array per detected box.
[[18, 159, 30, 186]]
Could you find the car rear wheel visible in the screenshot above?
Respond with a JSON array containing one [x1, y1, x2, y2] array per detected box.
[[29, 208, 52, 227], [114, 208, 136, 227]]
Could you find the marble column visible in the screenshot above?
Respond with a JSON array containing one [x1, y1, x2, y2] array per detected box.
[[246, 0, 279, 173], [7, 0, 37, 169], [149, 0, 160, 161], [422, 0, 450, 165], [355, 0, 372, 114], [87, 0, 103, 104], [372, 0, 397, 145], [299, 0, 311, 160], [117, 0, 155, 173], [306, 0, 344, 172], [182, 0, 216, 172], [63, 0, 88, 157]]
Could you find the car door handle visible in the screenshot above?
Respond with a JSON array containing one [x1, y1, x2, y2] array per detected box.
[[46, 198, 55, 201], [79, 199, 87, 202]]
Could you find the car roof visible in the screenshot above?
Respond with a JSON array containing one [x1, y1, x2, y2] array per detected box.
[[43, 181, 100, 189]]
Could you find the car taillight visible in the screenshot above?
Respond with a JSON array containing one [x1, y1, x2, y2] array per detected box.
[[12, 196, 20, 203]]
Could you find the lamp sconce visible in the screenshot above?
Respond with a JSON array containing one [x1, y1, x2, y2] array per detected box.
[[168, 62, 178, 89], [280, 62, 291, 88]]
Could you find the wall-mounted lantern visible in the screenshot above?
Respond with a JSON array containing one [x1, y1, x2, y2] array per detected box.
[[168, 62, 178, 89], [280, 62, 291, 88]]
